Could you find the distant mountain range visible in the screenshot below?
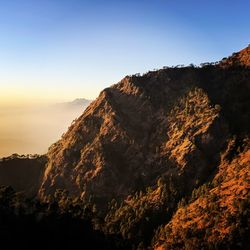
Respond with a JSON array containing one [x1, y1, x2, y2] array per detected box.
[[0, 46, 249, 249], [55, 98, 92, 109], [0, 98, 92, 157]]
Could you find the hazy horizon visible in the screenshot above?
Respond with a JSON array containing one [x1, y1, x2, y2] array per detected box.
[[0, 99, 91, 157]]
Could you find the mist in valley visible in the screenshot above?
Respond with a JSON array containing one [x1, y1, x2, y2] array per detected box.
[[0, 99, 91, 157]]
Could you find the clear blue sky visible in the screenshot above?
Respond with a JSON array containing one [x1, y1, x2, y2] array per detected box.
[[0, 0, 249, 103]]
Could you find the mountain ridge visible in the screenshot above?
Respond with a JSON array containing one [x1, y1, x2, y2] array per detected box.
[[39, 54, 250, 205], [0, 46, 249, 249]]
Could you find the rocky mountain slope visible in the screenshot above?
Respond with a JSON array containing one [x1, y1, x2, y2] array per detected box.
[[1, 46, 249, 249], [39, 46, 249, 206], [153, 139, 250, 249]]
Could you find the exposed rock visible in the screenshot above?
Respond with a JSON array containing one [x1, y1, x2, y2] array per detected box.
[[39, 47, 250, 216]]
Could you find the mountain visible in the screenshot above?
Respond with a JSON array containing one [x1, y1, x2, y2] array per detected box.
[[55, 98, 92, 109], [1, 46, 250, 249], [39, 46, 249, 200]]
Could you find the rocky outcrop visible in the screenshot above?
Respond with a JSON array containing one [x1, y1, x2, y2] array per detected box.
[[38, 47, 250, 215]]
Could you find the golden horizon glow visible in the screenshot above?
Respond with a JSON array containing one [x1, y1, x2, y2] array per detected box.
[[0, 86, 99, 107], [0, 97, 91, 157]]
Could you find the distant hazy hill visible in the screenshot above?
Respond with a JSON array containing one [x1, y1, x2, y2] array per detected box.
[[0, 98, 92, 157], [55, 98, 92, 109]]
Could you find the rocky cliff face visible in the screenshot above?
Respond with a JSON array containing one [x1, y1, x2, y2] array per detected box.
[[38, 47, 250, 218]]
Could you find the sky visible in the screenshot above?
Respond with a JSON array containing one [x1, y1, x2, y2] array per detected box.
[[0, 0, 249, 105]]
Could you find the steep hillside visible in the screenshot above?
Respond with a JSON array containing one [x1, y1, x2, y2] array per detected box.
[[153, 139, 250, 250], [39, 57, 250, 212], [103, 87, 227, 245]]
